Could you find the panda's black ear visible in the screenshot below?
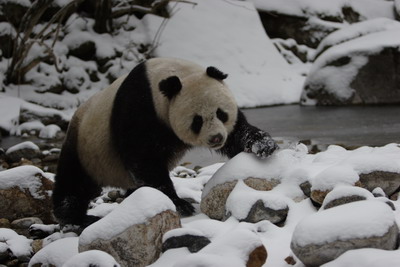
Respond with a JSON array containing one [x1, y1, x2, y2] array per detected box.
[[159, 76, 182, 100], [206, 66, 228, 80]]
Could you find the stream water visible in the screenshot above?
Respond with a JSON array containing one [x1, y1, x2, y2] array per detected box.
[[1, 105, 399, 167]]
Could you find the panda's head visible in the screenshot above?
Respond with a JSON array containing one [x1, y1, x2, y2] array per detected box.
[[159, 67, 238, 149]]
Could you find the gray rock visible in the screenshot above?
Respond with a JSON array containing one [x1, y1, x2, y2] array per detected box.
[[0, 243, 10, 262], [79, 187, 181, 267], [360, 171, 400, 197], [292, 224, 398, 267], [257, 11, 340, 48], [0, 166, 55, 223], [323, 195, 366, 210], [291, 201, 399, 267], [11, 217, 43, 229], [301, 34, 400, 105], [80, 210, 180, 267], [162, 234, 211, 253], [5, 142, 41, 164], [321, 186, 374, 210], [201, 177, 280, 221], [242, 199, 289, 225]]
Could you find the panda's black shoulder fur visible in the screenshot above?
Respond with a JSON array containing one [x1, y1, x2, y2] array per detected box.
[[110, 61, 189, 169]]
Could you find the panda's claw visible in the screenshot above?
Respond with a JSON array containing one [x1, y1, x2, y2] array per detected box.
[[245, 130, 278, 159]]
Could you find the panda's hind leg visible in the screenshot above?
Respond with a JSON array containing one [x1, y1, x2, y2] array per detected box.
[[52, 135, 102, 227]]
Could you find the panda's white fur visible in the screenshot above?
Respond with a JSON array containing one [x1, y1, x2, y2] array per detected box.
[[75, 58, 237, 188], [147, 58, 237, 148]]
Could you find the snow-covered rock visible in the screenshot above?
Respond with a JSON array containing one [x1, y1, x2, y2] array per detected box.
[[310, 164, 361, 205], [38, 124, 62, 139], [5, 141, 41, 163], [291, 200, 399, 266], [62, 250, 120, 267], [201, 152, 282, 220], [313, 18, 400, 59], [0, 165, 54, 223], [162, 228, 210, 253], [301, 23, 400, 105], [252, 0, 396, 48], [172, 229, 267, 267], [225, 180, 289, 224], [0, 228, 32, 263], [321, 185, 374, 210], [28, 237, 79, 267], [79, 187, 181, 267]]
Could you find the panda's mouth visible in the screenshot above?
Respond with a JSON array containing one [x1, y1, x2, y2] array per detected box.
[[206, 134, 225, 149]]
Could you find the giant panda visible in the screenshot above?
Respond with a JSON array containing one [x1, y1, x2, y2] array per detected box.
[[52, 58, 278, 226]]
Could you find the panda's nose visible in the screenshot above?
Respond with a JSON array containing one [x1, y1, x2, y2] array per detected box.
[[208, 134, 223, 147]]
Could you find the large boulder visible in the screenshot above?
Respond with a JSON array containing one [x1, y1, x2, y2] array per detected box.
[[291, 200, 399, 266], [310, 164, 361, 205], [254, 1, 395, 49], [201, 153, 283, 220], [0, 166, 55, 223], [301, 19, 400, 105], [79, 187, 181, 267]]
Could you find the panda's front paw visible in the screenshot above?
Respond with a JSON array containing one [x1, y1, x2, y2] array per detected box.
[[174, 197, 195, 216], [244, 130, 278, 159]]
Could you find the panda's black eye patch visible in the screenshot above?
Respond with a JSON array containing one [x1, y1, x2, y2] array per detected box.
[[191, 115, 203, 134], [216, 108, 228, 123]]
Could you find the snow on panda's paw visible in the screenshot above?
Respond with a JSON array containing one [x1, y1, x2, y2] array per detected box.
[[244, 130, 278, 159]]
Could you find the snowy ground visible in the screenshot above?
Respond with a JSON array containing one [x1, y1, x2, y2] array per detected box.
[[2, 143, 400, 266]]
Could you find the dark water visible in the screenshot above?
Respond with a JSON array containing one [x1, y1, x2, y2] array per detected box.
[[243, 105, 400, 147]]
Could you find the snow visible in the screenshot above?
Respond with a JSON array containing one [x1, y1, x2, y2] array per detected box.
[[311, 164, 359, 191], [0, 165, 49, 199], [0, 228, 32, 260], [28, 237, 79, 267], [314, 18, 400, 59], [173, 228, 264, 267], [252, 0, 395, 21], [303, 28, 400, 104], [140, 0, 304, 107], [62, 250, 120, 267], [39, 124, 61, 139], [5, 141, 40, 154], [79, 187, 176, 246], [322, 248, 400, 267], [292, 200, 396, 247], [11, 121, 45, 136]]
